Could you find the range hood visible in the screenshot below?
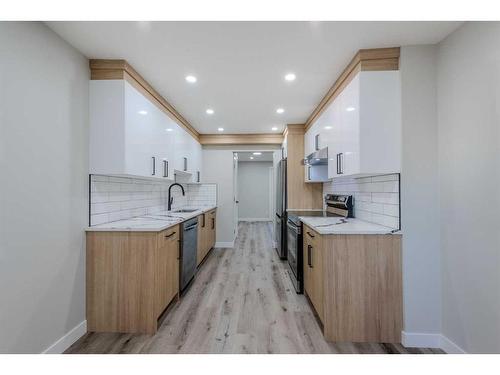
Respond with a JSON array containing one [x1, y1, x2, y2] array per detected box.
[[304, 147, 329, 182], [305, 147, 328, 166]]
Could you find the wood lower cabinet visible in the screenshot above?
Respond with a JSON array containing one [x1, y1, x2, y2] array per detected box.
[[303, 225, 324, 322], [197, 209, 217, 266], [303, 224, 403, 343], [86, 225, 180, 334]]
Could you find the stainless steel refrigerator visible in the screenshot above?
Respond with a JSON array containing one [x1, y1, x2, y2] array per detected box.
[[275, 157, 287, 259]]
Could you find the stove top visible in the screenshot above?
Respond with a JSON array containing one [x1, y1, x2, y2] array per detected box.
[[287, 210, 340, 226]]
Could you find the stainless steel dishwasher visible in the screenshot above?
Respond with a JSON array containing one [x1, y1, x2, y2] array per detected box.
[[180, 217, 198, 293]]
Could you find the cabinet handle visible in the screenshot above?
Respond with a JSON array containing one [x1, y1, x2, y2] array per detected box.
[[212, 217, 215, 230], [163, 160, 168, 178], [336, 153, 340, 175], [197, 171, 200, 183], [306, 231, 315, 238], [183, 157, 187, 172], [202, 213, 206, 228], [151, 156, 156, 176], [165, 231, 176, 238], [339, 153, 344, 175], [307, 166, 311, 181], [307, 245, 312, 267]]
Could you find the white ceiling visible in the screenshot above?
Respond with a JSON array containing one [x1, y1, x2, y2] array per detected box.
[[47, 21, 461, 134], [236, 151, 274, 162]]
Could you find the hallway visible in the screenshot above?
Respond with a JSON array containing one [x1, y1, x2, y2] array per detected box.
[[66, 222, 442, 354]]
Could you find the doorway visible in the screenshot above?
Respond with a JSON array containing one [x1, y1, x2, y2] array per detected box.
[[233, 151, 275, 226]]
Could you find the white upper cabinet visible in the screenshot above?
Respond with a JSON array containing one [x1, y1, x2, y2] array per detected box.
[[90, 80, 201, 181], [305, 70, 401, 179]]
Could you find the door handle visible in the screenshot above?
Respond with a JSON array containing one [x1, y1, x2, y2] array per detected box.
[[165, 231, 176, 238], [151, 156, 156, 176], [307, 245, 312, 267], [163, 160, 168, 178]]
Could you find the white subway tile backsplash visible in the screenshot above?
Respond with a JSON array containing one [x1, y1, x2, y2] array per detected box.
[[89, 175, 217, 226], [324, 173, 400, 229], [383, 180, 399, 193], [91, 213, 109, 226], [383, 204, 400, 217]]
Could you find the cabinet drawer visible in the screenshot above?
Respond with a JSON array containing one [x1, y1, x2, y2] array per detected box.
[[158, 225, 179, 247], [303, 225, 320, 247]]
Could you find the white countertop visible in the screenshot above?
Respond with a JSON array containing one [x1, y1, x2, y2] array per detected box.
[[298, 216, 400, 235], [86, 206, 216, 232]]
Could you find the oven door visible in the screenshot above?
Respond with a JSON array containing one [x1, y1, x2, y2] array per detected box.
[[286, 219, 303, 293]]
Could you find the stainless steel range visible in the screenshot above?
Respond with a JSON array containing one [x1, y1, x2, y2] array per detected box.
[[286, 195, 353, 293]]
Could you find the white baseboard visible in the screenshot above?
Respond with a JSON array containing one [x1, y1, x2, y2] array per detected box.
[[439, 334, 466, 354], [42, 320, 87, 354], [215, 241, 234, 248], [402, 331, 466, 354], [402, 331, 441, 349], [238, 218, 272, 222]]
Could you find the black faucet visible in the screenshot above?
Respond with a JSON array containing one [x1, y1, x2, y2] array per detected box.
[[168, 183, 185, 211]]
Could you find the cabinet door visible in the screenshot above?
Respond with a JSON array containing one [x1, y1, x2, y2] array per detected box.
[[158, 115, 176, 180], [339, 74, 360, 176], [197, 213, 206, 266], [303, 226, 324, 322], [303, 233, 312, 298], [174, 126, 189, 172], [166, 229, 180, 302], [125, 81, 158, 178], [156, 226, 179, 315], [209, 210, 216, 249]]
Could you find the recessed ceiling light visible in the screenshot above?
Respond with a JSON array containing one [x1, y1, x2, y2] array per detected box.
[[276, 108, 285, 114], [253, 152, 262, 155], [138, 110, 148, 115], [285, 73, 296, 81], [166, 128, 173, 132], [206, 108, 214, 115], [346, 106, 356, 112], [271, 127, 278, 131], [185, 75, 197, 83], [250, 156, 254, 160], [324, 126, 332, 130], [217, 127, 224, 132]]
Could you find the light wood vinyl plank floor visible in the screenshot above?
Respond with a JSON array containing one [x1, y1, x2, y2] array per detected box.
[[66, 222, 444, 354]]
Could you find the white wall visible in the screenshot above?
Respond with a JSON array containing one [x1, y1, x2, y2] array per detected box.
[[202, 145, 280, 246], [237, 161, 273, 220], [400, 45, 442, 337], [437, 22, 500, 353], [0, 22, 89, 353]]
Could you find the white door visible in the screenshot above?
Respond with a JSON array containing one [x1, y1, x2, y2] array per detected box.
[[233, 154, 239, 240]]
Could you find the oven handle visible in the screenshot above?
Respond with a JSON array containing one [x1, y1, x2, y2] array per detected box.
[[287, 220, 301, 234]]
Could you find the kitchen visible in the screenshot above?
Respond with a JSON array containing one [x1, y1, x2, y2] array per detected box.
[[1, 6, 500, 372]]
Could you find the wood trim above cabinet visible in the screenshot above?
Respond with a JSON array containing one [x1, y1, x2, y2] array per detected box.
[[199, 133, 284, 145], [284, 124, 323, 210], [90, 59, 200, 142], [304, 47, 400, 132]]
